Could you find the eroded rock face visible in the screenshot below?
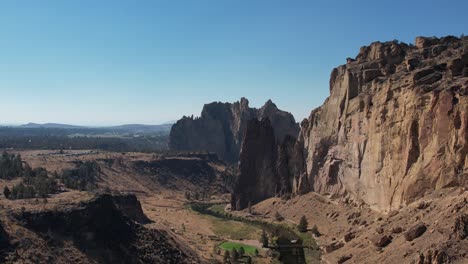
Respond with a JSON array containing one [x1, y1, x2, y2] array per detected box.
[[13, 194, 199, 264], [231, 118, 280, 210], [169, 98, 299, 163], [233, 36, 467, 213]]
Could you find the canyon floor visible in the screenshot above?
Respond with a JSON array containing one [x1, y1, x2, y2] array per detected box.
[[0, 150, 467, 263]]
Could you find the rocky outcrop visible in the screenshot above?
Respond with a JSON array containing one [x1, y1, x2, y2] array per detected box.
[[12, 194, 200, 264], [233, 36, 468, 212], [169, 98, 299, 163], [231, 118, 278, 209]]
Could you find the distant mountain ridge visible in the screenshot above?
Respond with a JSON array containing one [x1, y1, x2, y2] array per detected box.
[[17, 123, 172, 132]]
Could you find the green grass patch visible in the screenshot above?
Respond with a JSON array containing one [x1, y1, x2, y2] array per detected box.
[[208, 204, 226, 214], [219, 241, 258, 254], [211, 218, 260, 240]]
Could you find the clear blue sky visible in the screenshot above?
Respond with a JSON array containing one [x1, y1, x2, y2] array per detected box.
[[0, 0, 466, 125]]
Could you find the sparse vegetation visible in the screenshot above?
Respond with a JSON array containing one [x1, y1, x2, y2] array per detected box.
[[274, 211, 284, 221], [61, 161, 100, 191]]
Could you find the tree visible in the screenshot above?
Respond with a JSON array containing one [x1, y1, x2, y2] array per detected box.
[[254, 248, 259, 256], [238, 247, 245, 256], [184, 191, 191, 200], [3, 186, 11, 199], [260, 229, 269, 248], [298, 215, 308, 232], [311, 224, 320, 236], [248, 201, 252, 214], [230, 249, 239, 261], [223, 250, 230, 263], [274, 211, 284, 221]]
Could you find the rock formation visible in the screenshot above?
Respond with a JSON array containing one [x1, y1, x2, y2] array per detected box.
[[233, 36, 468, 211], [8, 194, 200, 263], [169, 98, 299, 163]]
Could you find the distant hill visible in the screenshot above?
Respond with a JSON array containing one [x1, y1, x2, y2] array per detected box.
[[17, 123, 172, 134], [20, 123, 86, 129]]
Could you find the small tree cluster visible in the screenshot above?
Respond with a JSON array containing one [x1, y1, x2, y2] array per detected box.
[[61, 161, 100, 191], [0, 151, 24, 179]]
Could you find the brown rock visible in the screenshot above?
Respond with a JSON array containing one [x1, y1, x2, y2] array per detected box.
[[415, 36, 437, 48], [406, 57, 420, 71], [391, 227, 403, 234], [404, 223, 427, 241], [344, 232, 355, 242], [375, 227, 384, 234], [325, 241, 344, 253], [417, 248, 451, 264], [370, 234, 392, 247], [448, 58, 464, 76], [452, 213, 467, 240], [337, 254, 353, 264]]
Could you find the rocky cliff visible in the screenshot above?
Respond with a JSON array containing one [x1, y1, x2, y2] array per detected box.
[[233, 36, 468, 211], [6, 194, 200, 263], [169, 98, 299, 163]]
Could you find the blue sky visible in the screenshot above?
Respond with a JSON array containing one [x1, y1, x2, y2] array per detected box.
[[0, 0, 466, 125]]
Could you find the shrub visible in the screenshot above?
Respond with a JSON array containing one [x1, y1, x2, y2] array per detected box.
[[274, 211, 284, 221], [3, 186, 10, 199], [297, 216, 308, 233]]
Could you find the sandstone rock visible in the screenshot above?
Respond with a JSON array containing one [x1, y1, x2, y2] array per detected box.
[[169, 98, 299, 163], [363, 69, 382, 83], [370, 234, 392, 247], [405, 223, 427, 241]]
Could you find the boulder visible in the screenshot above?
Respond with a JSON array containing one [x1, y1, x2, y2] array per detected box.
[[370, 234, 392, 248], [325, 241, 344, 253], [404, 223, 427, 241], [337, 254, 353, 264], [344, 232, 355, 242]]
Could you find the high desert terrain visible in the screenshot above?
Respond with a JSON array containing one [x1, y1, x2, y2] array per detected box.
[[0, 35, 467, 264]]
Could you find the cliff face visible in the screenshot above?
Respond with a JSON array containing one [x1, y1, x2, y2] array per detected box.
[[234, 36, 468, 211], [169, 98, 299, 163]]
